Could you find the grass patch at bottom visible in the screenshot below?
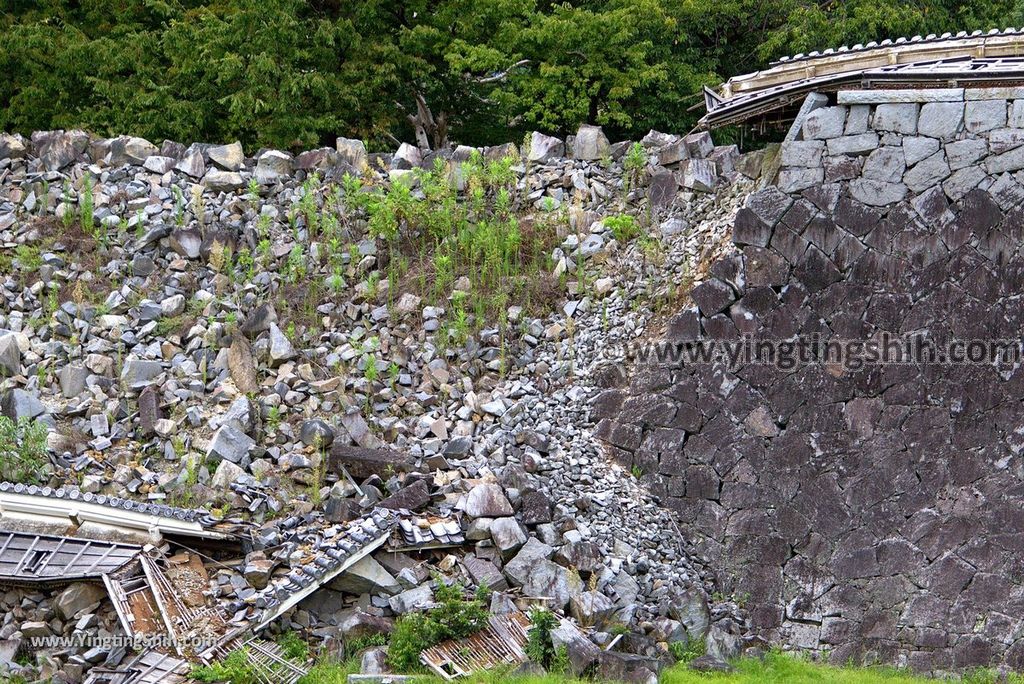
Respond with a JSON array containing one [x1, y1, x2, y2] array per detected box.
[[297, 651, 1020, 684], [662, 651, 1007, 684]]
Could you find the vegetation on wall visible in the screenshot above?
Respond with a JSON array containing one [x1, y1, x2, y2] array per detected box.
[[1, 0, 1017, 151]]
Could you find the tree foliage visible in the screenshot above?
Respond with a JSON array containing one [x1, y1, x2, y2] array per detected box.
[[0, 0, 1017, 150]]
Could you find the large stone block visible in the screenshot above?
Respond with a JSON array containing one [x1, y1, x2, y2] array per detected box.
[[802, 106, 847, 140], [743, 247, 789, 287], [872, 104, 919, 134], [964, 100, 1007, 133], [573, 124, 610, 160], [862, 146, 906, 183], [777, 167, 823, 193], [904, 151, 951, 193], [680, 158, 717, 192], [917, 102, 964, 140], [826, 133, 878, 156], [780, 140, 825, 168], [849, 178, 907, 206], [733, 208, 772, 247], [984, 145, 1024, 174], [691, 278, 735, 316], [946, 139, 989, 170], [903, 137, 940, 167]]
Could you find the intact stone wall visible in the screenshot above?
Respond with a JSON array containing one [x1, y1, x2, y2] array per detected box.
[[595, 89, 1024, 671]]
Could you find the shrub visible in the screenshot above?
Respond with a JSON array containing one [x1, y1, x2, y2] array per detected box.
[[278, 631, 310, 661], [0, 416, 49, 483], [668, 636, 705, 665], [525, 608, 559, 669], [192, 650, 257, 684], [387, 579, 490, 672]]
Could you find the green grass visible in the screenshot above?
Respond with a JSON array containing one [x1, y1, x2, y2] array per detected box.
[[662, 652, 995, 684], [298, 652, 1015, 684]]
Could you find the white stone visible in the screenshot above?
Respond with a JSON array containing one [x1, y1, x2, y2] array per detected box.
[[918, 102, 964, 141], [964, 100, 1007, 133]]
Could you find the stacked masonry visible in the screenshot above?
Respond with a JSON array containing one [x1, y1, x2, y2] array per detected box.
[[596, 89, 1024, 672], [778, 88, 1024, 207]]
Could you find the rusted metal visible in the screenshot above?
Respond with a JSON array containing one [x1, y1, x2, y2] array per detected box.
[[420, 611, 532, 679], [0, 529, 139, 585]]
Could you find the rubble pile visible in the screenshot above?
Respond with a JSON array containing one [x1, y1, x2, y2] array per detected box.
[[0, 123, 766, 682]]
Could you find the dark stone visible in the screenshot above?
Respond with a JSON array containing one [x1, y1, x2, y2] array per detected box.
[[378, 479, 431, 510], [519, 491, 553, 525], [666, 309, 701, 341], [300, 419, 334, 447], [138, 385, 161, 437], [743, 247, 789, 287], [324, 496, 361, 523], [732, 207, 773, 247], [647, 170, 678, 210], [688, 655, 733, 673], [240, 303, 278, 337], [329, 445, 416, 480], [690, 278, 735, 317]]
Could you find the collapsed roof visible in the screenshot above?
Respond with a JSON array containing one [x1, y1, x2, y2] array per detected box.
[[0, 530, 140, 586], [701, 28, 1024, 128], [0, 482, 247, 542]]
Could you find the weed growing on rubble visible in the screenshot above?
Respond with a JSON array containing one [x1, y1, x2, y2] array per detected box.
[[354, 151, 558, 331], [604, 214, 640, 243], [278, 631, 310, 661], [0, 416, 50, 483], [80, 173, 95, 236], [525, 608, 559, 670]]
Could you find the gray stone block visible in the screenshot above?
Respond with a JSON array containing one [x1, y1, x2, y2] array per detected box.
[[826, 133, 878, 156], [802, 106, 847, 140], [777, 166, 823, 193], [918, 102, 964, 141], [824, 155, 862, 182], [845, 105, 870, 135], [964, 86, 1024, 100], [964, 100, 1007, 133], [680, 158, 717, 192], [849, 178, 907, 206], [862, 146, 906, 183], [986, 128, 1024, 154], [1010, 100, 1024, 128], [904, 151, 951, 192], [988, 172, 1024, 210], [942, 166, 987, 202], [903, 137, 940, 166], [785, 92, 828, 142], [780, 140, 825, 168], [946, 139, 989, 170], [839, 88, 963, 104], [984, 145, 1024, 174], [872, 104, 919, 134]]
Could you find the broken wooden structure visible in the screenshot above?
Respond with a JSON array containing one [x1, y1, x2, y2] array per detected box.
[[81, 651, 190, 684], [0, 484, 417, 683], [701, 29, 1024, 129], [420, 611, 532, 680], [0, 530, 141, 586]]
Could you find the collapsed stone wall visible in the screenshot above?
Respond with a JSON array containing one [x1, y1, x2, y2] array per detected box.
[[596, 88, 1024, 671]]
